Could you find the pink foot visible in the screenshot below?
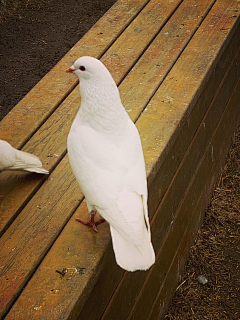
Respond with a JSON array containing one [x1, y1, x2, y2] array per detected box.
[[76, 210, 105, 232]]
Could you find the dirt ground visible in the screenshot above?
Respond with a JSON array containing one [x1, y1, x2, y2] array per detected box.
[[0, 0, 117, 120], [0, 1, 239, 319], [165, 128, 240, 320]]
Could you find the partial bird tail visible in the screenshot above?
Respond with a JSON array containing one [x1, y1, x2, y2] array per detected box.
[[11, 149, 49, 174], [110, 225, 155, 272]]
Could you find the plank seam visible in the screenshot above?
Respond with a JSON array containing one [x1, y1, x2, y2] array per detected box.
[[11, 0, 152, 151], [100, 16, 240, 319], [115, 0, 185, 88], [0, 0, 154, 242], [98, 2, 219, 317], [147, 74, 240, 320], [129, 52, 240, 320], [132, 0, 217, 123], [1, 195, 85, 320], [98, 0, 153, 60]]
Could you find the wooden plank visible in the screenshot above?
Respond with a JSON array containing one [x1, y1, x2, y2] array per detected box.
[[146, 19, 240, 219], [148, 39, 240, 241], [141, 0, 240, 187], [118, 0, 215, 122], [101, 0, 182, 84], [0, 0, 149, 148], [0, 90, 79, 236], [140, 0, 240, 213], [127, 53, 240, 320], [3, 3, 240, 320], [97, 4, 240, 319], [100, 36, 240, 320], [148, 75, 240, 320], [0, 157, 83, 319], [0, 0, 200, 239], [0, 172, 47, 237], [3, 200, 114, 320], [0, 0, 178, 234]]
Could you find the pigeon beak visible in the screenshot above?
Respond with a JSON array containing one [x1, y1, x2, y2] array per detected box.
[[66, 67, 76, 73]]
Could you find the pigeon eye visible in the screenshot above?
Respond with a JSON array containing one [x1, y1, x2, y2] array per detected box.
[[79, 66, 86, 71]]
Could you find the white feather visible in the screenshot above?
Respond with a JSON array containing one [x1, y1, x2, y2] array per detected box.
[[67, 56, 155, 271], [0, 140, 49, 174]]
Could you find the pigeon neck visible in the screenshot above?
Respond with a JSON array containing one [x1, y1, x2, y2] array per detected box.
[[78, 100, 128, 135], [77, 81, 127, 134]]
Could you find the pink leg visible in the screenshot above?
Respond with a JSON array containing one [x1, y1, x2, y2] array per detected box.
[[76, 209, 105, 232]]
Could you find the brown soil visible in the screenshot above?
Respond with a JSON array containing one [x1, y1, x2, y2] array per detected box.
[[0, 0, 117, 120], [1, 1, 239, 319], [166, 129, 240, 319]]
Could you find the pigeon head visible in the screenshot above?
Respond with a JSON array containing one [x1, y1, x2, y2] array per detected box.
[[66, 56, 122, 120], [66, 56, 112, 83]]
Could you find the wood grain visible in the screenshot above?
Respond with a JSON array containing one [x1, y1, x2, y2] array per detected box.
[[0, 156, 82, 318], [0, 0, 179, 235], [0, 0, 197, 247], [101, 0, 182, 84], [149, 74, 240, 320], [0, 0, 149, 148], [100, 25, 240, 320]]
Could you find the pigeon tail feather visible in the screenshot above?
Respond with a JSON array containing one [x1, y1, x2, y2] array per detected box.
[[19, 166, 49, 174], [110, 225, 155, 272], [4, 149, 49, 174]]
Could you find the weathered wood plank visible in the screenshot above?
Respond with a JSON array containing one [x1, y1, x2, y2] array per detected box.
[[96, 3, 240, 320], [0, 0, 149, 148], [118, 0, 215, 122], [0, 0, 202, 239], [0, 157, 83, 319], [0, 91, 79, 236], [100, 42, 240, 320], [127, 58, 240, 320], [0, 0, 178, 235], [101, 0, 182, 84], [140, 0, 240, 220], [148, 40, 240, 243], [0, 172, 48, 237], [3, 200, 114, 320], [148, 74, 240, 320], [142, 0, 240, 186], [146, 19, 240, 221]]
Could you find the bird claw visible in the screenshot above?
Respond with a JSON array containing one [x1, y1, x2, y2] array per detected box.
[[76, 216, 105, 232]]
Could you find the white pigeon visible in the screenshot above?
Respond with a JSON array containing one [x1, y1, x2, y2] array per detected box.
[[0, 139, 49, 174], [66, 56, 155, 272]]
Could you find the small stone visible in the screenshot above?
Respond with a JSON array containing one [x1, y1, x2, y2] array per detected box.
[[197, 275, 208, 285]]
